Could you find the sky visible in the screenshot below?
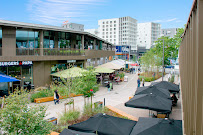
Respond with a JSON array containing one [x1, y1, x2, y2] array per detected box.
[[0, 0, 193, 29]]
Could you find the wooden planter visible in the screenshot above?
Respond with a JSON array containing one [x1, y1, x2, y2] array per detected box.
[[120, 78, 124, 82], [34, 94, 83, 103]]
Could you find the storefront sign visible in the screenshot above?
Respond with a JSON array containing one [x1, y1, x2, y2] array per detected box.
[[0, 61, 33, 66], [67, 60, 76, 63]]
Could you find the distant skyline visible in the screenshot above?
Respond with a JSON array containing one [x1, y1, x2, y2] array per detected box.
[[0, 0, 193, 29]]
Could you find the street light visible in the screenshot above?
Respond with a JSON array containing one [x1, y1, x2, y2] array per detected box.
[[160, 39, 164, 81]]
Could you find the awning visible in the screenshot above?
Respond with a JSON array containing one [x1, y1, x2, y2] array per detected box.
[[0, 74, 20, 83]]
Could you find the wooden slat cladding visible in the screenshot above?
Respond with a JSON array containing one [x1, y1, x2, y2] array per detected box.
[[180, 0, 203, 135]]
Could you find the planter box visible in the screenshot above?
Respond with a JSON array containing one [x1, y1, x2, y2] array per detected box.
[[34, 94, 83, 103]]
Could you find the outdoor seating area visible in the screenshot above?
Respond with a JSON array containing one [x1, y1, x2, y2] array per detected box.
[[58, 113, 182, 135], [125, 81, 180, 118]]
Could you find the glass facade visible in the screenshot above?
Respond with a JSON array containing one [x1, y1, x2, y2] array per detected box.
[[16, 30, 39, 48], [58, 32, 71, 48], [0, 28, 2, 48]]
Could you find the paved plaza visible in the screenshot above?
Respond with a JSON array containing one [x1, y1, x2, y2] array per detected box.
[[30, 73, 182, 121]]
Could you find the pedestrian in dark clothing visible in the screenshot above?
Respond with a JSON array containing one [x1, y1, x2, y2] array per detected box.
[[54, 90, 60, 104], [137, 78, 141, 87]]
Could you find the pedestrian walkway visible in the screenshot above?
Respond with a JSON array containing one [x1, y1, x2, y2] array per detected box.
[[29, 73, 182, 121]]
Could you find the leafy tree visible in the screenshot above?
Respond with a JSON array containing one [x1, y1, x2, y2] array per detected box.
[[74, 67, 99, 105], [140, 27, 184, 70], [0, 90, 52, 135]]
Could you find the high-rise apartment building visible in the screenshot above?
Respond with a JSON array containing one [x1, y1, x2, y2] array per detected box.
[[161, 28, 178, 38], [98, 16, 137, 50], [137, 22, 161, 49]]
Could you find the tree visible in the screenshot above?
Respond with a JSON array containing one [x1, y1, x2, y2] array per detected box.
[[74, 67, 99, 105], [0, 90, 52, 135]]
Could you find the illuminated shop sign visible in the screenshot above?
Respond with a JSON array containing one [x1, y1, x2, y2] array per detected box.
[[0, 61, 33, 66]]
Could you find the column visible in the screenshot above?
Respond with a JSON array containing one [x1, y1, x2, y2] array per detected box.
[[93, 39, 96, 50], [39, 30, 44, 56], [54, 32, 58, 48], [2, 27, 16, 56], [81, 35, 84, 50]]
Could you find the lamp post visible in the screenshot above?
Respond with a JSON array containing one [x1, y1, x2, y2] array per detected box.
[[161, 39, 164, 81]]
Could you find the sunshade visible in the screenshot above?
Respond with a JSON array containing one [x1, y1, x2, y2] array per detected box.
[[94, 67, 115, 73], [151, 81, 180, 93], [68, 113, 137, 135], [96, 62, 123, 70], [135, 85, 171, 99], [50, 67, 87, 78], [125, 93, 172, 113], [60, 128, 96, 135], [130, 117, 182, 135], [111, 60, 125, 67], [0, 74, 20, 83]]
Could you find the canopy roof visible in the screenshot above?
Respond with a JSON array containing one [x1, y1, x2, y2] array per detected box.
[[50, 67, 87, 78], [68, 113, 137, 135], [96, 62, 123, 70], [0, 74, 20, 83], [94, 67, 115, 73], [130, 117, 182, 135], [125, 93, 172, 113]]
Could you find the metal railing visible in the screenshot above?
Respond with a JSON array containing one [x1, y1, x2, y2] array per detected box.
[[16, 48, 85, 56], [16, 48, 40, 56]]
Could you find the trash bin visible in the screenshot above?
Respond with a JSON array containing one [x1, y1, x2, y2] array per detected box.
[[124, 76, 128, 82], [94, 101, 103, 108]]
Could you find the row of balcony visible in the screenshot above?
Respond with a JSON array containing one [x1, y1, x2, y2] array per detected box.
[[0, 47, 114, 57]]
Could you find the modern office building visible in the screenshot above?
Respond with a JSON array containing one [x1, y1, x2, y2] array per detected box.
[[137, 22, 161, 49], [62, 23, 84, 31], [179, 0, 203, 134], [161, 28, 178, 38], [0, 20, 114, 94], [98, 16, 137, 50], [85, 29, 99, 36]]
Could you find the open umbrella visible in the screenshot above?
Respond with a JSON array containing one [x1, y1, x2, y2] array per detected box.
[[125, 93, 172, 113], [135, 85, 171, 99], [60, 128, 96, 135], [50, 67, 87, 78], [0, 74, 20, 83], [151, 81, 179, 93], [94, 67, 115, 73], [130, 117, 182, 135], [68, 113, 137, 135]]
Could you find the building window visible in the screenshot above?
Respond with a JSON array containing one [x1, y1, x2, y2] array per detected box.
[[103, 29, 105, 31], [106, 36, 108, 38], [106, 32, 108, 34], [103, 36, 104, 38], [110, 32, 112, 34], [110, 21, 112, 23], [114, 21, 116, 23], [103, 22, 105, 24], [114, 24, 116, 27], [106, 21, 108, 24], [16, 30, 39, 49], [0, 28, 2, 48], [114, 35, 116, 38], [110, 28, 112, 31], [114, 28, 116, 30], [106, 28, 108, 31]]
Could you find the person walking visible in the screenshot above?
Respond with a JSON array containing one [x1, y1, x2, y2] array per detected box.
[[54, 89, 60, 104], [142, 78, 145, 87], [137, 78, 141, 87]]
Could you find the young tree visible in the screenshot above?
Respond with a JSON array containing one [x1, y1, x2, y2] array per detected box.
[[0, 90, 52, 135]]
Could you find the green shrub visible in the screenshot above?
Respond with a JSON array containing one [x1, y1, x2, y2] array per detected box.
[[169, 75, 175, 83], [118, 72, 125, 79], [139, 76, 154, 82], [59, 109, 80, 125]]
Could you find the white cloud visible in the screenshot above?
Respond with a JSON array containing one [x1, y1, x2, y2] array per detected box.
[[153, 18, 177, 23], [27, 0, 105, 25]]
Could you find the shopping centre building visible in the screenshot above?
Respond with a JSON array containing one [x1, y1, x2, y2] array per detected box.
[[0, 20, 115, 93]]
